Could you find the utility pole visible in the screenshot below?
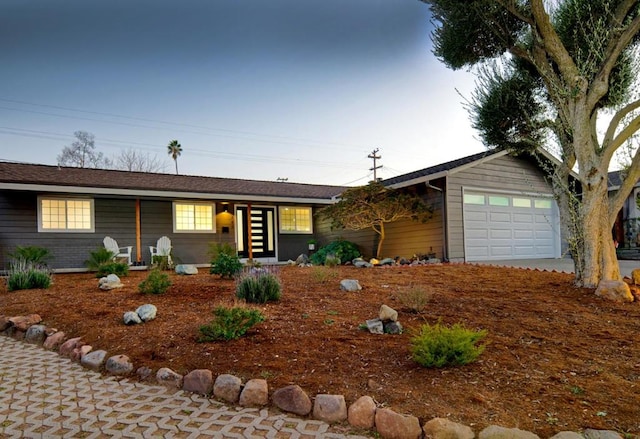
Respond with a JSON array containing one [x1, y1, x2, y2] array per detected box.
[[368, 148, 382, 181]]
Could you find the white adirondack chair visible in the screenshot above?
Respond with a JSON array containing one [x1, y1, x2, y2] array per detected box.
[[149, 236, 172, 266], [103, 236, 133, 265]]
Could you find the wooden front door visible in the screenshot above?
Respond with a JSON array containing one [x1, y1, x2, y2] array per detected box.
[[235, 206, 276, 259]]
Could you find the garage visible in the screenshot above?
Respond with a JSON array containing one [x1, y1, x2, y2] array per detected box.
[[463, 190, 561, 261]]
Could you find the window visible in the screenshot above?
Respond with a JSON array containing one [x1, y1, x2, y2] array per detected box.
[[38, 197, 94, 232], [489, 196, 509, 206], [279, 206, 312, 233], [513, 197, 531, 208], [463, 194, 485, 205], [173, 202, 215, 233], [534, 199, 552, 209]]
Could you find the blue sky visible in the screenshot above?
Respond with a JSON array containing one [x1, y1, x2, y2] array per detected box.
[[0, 0, 484, 186]]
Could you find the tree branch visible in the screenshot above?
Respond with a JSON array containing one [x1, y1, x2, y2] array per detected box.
[[609, 145, 640, 223], [603, 98, 640, 148], [602, 112, 640, 166]]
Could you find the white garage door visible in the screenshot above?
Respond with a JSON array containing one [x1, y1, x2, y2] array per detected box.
[[463, 191, 560, 261]]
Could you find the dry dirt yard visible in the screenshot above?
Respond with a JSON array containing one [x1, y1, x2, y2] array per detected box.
[[1, 264, 639, 437]]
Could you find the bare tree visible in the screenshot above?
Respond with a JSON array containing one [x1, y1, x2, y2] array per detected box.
[[111, 148, 167, 173], [57, 131, 108, 168]]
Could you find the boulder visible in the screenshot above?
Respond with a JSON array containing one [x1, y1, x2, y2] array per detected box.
[[479, 426, 540, 439], [295, 254, 310, 265], [347, 395, 376, 429], [105, 354, 134, 375], [374, 408, 422, 439], [379, 304, 398, 322], [383, 321, 403, 335], [354, 259, 374, 268], [70, 345, 92, 362], [369, 258, 380, 265], [239, 379, 269, 407], [136, 366, 153, 380], [136, 304, 157, 322], [313, 394, 347, 423], [183, 369, 214, 395], [583, 430, 624, 439], [0, 316, 12, 332], [43, 331, 66, 350], [59, 337, 84, 357], [379, 258, 395, 266], [175, 264, 198, 275], [9, 314, 42, 331], [272, 385, 312, 416], [156, 367, 184, 390], [81, 350, 108, 371], [99, 274, 123, 290], [366, 318, 384, 334], [213, 374, 242, 403], [340, 279, 362, 291], [24, 324, 47, 345], [123, 311, 142, 325], [423, 418, 475, 439], [549, 433, 586, 439], [595, 280, 634, 302]]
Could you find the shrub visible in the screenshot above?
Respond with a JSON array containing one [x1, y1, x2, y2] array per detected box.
[[310, 266, 339, 283], [139, 269, 172, 294], [197, 305, 265, 342], [210, 252, 243, 278], [95, 261, 129, 278], [85, 247, 129, 277], [7, 259, 52, 291], [410, 322, 487, 368], [152, 255, 172, 271], [236, 267, 281, 303], [310, 239, 360, 265], [207, 242, 237, 259], [8, 245, 53, 266], [397, 286, 433, 313], [324, 254, 341, 267]]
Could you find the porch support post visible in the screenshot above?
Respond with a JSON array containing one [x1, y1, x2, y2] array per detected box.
[[247, 203, 253, 260], [136, 199, 142, 263]]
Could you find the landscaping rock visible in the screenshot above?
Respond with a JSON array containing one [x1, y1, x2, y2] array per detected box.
[[374, 408, 422, 439], [239, 378, 269, 407], [0, 316, 12, 332], [366, 318, 384, 334], [379, 304, 398, 322], [354, 260, 373, 268], [313, 394, 347, 423], [24, 324, 47, 345], [81, 350, 107, 371], [595, 280, 633, 302], [176, 264, 198, 275], [183, 369, 213, 395], [383, 321, 403, 334], [105, 354, 133, 375], [295, 254, 310, 265], [379, 258, 395, 266], [423, 418, 475, 439], [9, 314, 42, 331], [99, 274, 123, 290], [136, 304, 157, 322], [71, 345, 92, 362], [272, 385, 312, 416], [479, 425, 540, 439], [156, 367, 183, 389], [632, 268, 640, 285], [549, 433, 585, 439], [136, 366, 153, 380], [347, 395, 376, 429], [123, 311, 142, 325], [59, 337, 84, 358], [213, 373, 242, 403], [43, 331, 66, 350], [584, 430, 624, 439], [340, 279, 362, 291]]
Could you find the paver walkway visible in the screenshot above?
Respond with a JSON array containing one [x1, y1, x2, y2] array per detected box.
[[0, 337, 369, 438]]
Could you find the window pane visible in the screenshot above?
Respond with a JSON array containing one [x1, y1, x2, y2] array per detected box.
[[66, 200, 91, 229], [534, 199, 552, 209], [279, 207, 312, 233], [175, 204, 194, 230], [513, 198, 531, 208], [464, 194, 485, 205], [174, 203, 214, 232], [194, 205, 213, 230], [489, 196, 509, 206], [41, 199, 66, 229], [39, 198, 93, 232]]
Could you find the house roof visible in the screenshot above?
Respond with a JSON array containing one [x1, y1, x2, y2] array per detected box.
[[383, 150, 503, 188], [0, 161, 346, 203]]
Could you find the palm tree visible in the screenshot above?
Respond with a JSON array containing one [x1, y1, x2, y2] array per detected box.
[[167, 140, 182, 174]]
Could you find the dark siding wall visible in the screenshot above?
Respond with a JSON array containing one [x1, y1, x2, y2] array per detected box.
[[278, 234, 312, 261]]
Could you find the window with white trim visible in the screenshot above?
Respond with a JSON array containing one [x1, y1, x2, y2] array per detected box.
[[38, 197, 94, 232], [173, 202, 215, 233], [279, 206, 312, 233]]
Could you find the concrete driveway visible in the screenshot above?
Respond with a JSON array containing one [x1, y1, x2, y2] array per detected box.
[[472, 258, 640, 276]]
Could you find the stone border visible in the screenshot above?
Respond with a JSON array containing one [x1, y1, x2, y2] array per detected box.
[[0, 314, 628, 439]]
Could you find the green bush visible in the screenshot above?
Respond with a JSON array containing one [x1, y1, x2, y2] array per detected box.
[[207, 242, 237, 259], [85, 247, 128, 277], [310, 239, 360, 265], [139, 269, 172, 294], [210, 252, 243, 278], [152, 255, 172, 271], [7, 259, 52, 291], [8, 245, 53, 266], [410, 322, 487, 368], [236, 268, 282, 303], [95, 261, 129, 278], [197, 306, 265, 342], [324, 254, 341, 267]]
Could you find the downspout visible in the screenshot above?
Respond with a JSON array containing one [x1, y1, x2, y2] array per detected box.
[[425, 181, 447, 262]]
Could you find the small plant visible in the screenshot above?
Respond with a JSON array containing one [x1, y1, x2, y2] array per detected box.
[[310, 266, 339, 283], [397, 286, 433, 313], [310, 239, 360, 265], [410, 321, 487, 368], [8, 245, 53, 266], [324, 254, 341, 267], [152, 255, 172, 271], [139, 269, 172, 294], [197, 305, 265, 342], [85, 247, 116, 270], [207, 242, 236, 260], [236, 267, 282, 303], [6, 258, 52, 291], [210, 252, 243, 279], [95, 261, 129, 278], [569, 385, 585, 395]]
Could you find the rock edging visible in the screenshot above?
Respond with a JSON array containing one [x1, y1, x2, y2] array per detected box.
[[0, 313, 628, 439]]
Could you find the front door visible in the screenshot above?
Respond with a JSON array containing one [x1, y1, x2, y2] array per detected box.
[[235, 206, 276, 259]]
